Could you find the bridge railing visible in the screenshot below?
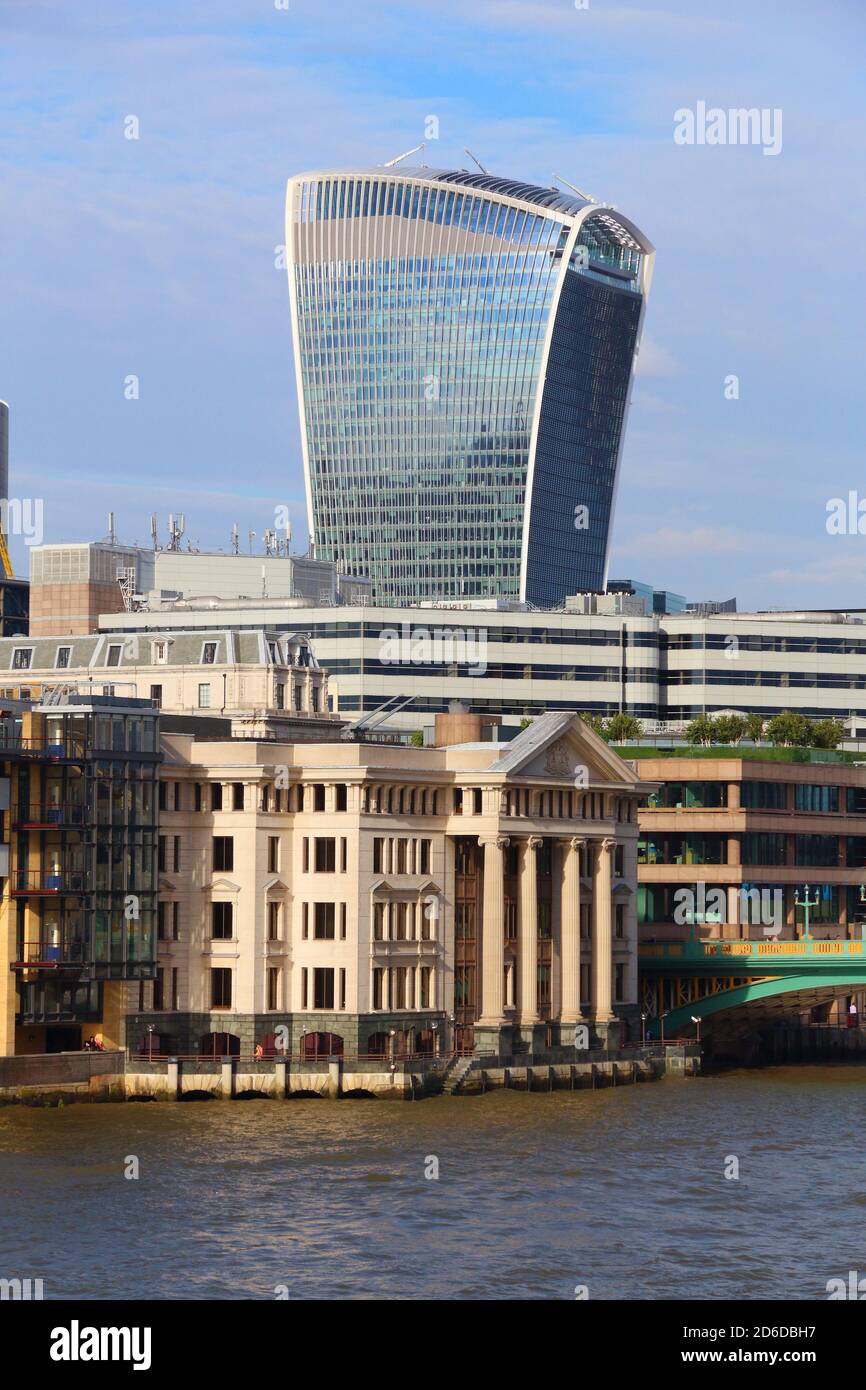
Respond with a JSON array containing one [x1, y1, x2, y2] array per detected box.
[[640, 939, 866, 961]]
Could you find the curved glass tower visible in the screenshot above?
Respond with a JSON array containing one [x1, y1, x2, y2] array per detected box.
[[285, 167, 653, 605]]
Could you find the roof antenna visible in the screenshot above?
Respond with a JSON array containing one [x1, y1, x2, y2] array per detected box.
[[383, 142, 426, 168], [552, 173, 598, 204], [464, 147, 488, 174]]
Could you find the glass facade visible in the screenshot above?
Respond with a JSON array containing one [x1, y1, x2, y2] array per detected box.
[[287, 168, 651, 604]]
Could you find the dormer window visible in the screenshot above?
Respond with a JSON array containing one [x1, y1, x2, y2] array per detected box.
[[106, 644, 122, 667], [11, 648, 32, 670], [55, 647, 71, 670], [152, 641, 168, 664], [201, 642, 217, 665]]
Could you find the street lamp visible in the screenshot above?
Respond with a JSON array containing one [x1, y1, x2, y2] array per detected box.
[[640, 1011, 647, 1046], [660, 1011, 668, 1046], [795, 883, 819, 941], [690, 1014, 702, 1043]]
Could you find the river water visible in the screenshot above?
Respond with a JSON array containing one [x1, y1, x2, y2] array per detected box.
[[1, 1066, 863, 1301]]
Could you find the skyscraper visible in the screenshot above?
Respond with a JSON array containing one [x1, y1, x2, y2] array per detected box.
[[285, 166, 653, 605]]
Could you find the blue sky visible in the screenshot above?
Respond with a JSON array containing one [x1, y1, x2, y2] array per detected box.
[[1, 0, 864, 608]]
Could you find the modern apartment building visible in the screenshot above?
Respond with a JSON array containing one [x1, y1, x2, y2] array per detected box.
[[0, 696, 160, 1056], [130, 711, 648, 1060], [99, 599, 866, 734], [285, 166, 653, 605], [635, 752, 866, 1024]]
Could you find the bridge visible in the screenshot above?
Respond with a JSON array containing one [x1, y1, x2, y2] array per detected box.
[[638, 939, 866, 1040]]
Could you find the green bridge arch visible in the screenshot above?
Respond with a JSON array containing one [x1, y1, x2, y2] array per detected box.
[[646, 972, 864, 1039]]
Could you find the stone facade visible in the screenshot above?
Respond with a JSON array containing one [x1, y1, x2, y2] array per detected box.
[[128, 711, 652, 1060]]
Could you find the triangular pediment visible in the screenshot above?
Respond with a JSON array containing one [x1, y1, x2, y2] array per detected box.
[[211, 876, 242, 894], [263, 874, 290, 895], [490, 711, 642, 786]]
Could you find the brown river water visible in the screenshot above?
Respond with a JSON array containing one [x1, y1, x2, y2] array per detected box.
[[1, 1066, 864, 1300]]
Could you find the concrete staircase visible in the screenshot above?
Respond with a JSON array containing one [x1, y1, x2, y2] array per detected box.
[[441, 1054, 475, 1095]]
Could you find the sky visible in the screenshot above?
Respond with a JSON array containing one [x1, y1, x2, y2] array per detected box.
[[0, 0, 864, 610]]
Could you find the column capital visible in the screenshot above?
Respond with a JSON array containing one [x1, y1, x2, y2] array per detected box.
[[478, 834, 510, 850], [523, 835, 544, 851], [566, 835, 587, 851], [599, 836, 616, 853]]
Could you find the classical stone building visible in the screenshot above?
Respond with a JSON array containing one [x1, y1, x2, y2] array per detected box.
[[129, 710, 650, 1059]]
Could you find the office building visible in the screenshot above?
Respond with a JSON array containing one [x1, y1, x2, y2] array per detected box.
[[285, 166, 654, 605], [96, 599, 866, 735]]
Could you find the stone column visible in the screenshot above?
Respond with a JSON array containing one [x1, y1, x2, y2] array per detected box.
[[476, 835, 509, 1037], [518, 837, 543, 1025], [592, 838, 616, 1025], [560, 837, 585, 1025]]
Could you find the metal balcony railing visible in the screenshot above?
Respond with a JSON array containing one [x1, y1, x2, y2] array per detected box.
[[13, 937, 87, 967], [13, 804, 87, 828], [12, 868, 87, 894]]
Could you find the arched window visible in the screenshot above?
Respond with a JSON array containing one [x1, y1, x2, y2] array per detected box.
[[365, 1031, 390, 1057], [301, 1031, 344, 1059], [199, 1032, 240, 1058]]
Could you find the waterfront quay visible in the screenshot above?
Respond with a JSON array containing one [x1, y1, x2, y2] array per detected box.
[[0, 1041, 700, 1104]]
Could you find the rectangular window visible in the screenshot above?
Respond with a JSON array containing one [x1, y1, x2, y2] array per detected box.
[[420, 966, 431, 1009], [150, 684, 162, 709], [172, 901, 180, 940], [313, 902, 336, 939], [615, 963, 625, 1002], [275, 682, 285, 710], [313, 967, 334, 1010], [373, 968, 383, 1010], [211, 968, 232, 1008], [335, 784, 347, 811], [211, 783, 223, 811], [198, 684, 211, 708], [419, 839, 431, 874], [232, 783, 244, 811], [153, 968, 165, 1011], [201, 642, 217, 665], [194, 783, 202, 812], [157, 835, 166, 872], [106, 644, 122, 667], [339, 968, 346, 1011], [302, 902, 309, 939], [12, 648, 32, 670], [267, 967, 280, 1011], [340, 902, 347, 940], [173, 836, 180, 872], [314, 837, 336, 872], [171, 968, 179, 1012], [340, 837, 347, 872], [268, 901, 281, 940], [213, 836, 233, 872], [55, 647, 71, 670], [268, 836, 279, 873], [211, 901, 233, 939], [373, 838, 383, 873], [301, 967, 308, 1009], [794, 783, 839, 814], [313, 784, 325, 811], [157, 901, 167, 940]]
